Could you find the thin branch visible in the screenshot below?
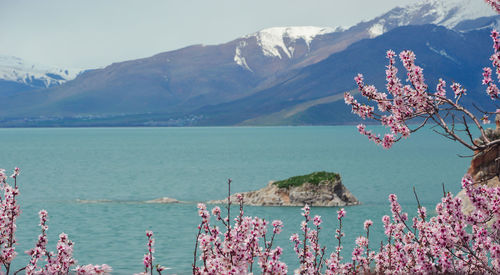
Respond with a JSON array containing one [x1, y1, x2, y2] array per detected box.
[[432, 128, 458, 141], [431, 113, 477, 150], [472, 103, 496, 115], [409, 116, 431, 133], [456, 153, 476, 158], [226, 178, 232, 242], [192, 225, 203, 274], [437, 96, 490, 144], [13, 267, 25, 275], [462, 116, 477, 147], [413, 187, 422, 210], [451, 114, 456, 134]]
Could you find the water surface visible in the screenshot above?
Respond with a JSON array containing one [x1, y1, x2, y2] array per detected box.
[[0, 126, 470, 273]]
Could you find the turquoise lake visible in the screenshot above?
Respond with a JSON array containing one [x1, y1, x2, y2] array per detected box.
[[0, 126, 472, 274]]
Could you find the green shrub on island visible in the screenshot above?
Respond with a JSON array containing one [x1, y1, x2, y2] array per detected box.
[[273, 171, 340, 189]]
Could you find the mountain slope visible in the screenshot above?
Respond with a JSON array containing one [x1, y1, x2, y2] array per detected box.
[[0, 0, 496, 126], [0, 28, 351, 118], [193, 24, 495, 125]]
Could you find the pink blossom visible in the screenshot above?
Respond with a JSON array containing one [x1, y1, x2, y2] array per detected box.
[[10, 167, 19, 179], [363, 219, 373, 230], [211, 206, 220, 215], [382, 134, 395, 149], [272, 220, 283, 234], [451, 82, 467, 98], [193, 196, 287, 274], [337, 208, 346, 220], [435, 78, 447, 98], [487, 1, 500, 15], [313, 215, 322, 226], [482, 115, 491, 124], [0, 167, 109, 274]]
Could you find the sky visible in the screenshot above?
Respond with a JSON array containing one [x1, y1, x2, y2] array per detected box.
[[0, 0, 418, 69]]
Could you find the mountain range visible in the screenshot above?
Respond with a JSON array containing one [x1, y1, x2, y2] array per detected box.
[[0, 0, 498, 126]]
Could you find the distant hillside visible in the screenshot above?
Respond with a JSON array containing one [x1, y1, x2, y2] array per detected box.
[[0, 0, 497, 126], [192, 23, 495, 125]]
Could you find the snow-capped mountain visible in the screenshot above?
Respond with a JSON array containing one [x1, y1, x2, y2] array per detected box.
[[234, 26, 334, 71], [242, 26, 335, 59], [0, 55, 82, 89], [410, 0, 495, 28], [231, 0, 496, 71], [230, 26, 344, 74], [366, 0, 496, 38], [0, 0, 498, 126]]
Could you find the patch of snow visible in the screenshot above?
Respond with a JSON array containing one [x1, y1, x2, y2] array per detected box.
[[334, 25, 349, 32], [368, 21, 385, 38], [426, 42, 459, 63], [393, 0, 496, 28], [430, 0, 494, 28], [248, 26, 335, 59], [234, 41, 253, 72], [0, 55, 82, 87]]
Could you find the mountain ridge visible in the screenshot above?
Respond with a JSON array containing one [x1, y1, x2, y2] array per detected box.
[[0, 0, 497, 126]]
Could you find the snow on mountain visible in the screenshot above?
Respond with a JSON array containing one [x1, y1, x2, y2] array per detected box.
[[425, 41, 459, 63], [232, 0, 496, 70], [412, 0, 495, 28], [234, 41, 253, 72], [0, 55, 82, 88], [367, 0, 496, 38], [252, 26, 334, 59], [368, 23, 385, 38], [232, 26, 336, 70]]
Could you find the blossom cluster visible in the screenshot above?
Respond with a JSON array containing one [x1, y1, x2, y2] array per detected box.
[[135, 230, 166, 275], [4, 164, 499, 274], [0, 168, 111, 275], [486, 0, 500, 14], [166, 170, 498, 274], [360, 174, 500, 274], [290, 205, 326, 274], [0, 168, 21, 273], [484, 30, 500, 99], [287, 174, 500, 274], [346, 49, 428, 149], [344, 0, 500, 150], [192, 191, 287, 274]]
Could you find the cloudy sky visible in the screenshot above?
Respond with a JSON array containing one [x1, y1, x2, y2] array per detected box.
[[0, 0, 418, 69]]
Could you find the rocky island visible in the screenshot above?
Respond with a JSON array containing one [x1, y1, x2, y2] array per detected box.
[[207, 171, 359, 207]]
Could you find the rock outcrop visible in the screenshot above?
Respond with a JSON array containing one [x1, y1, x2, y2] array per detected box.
[[457, 114, 500, 212], [207, 173, 359, 207], [145, 197, 181, 204]]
